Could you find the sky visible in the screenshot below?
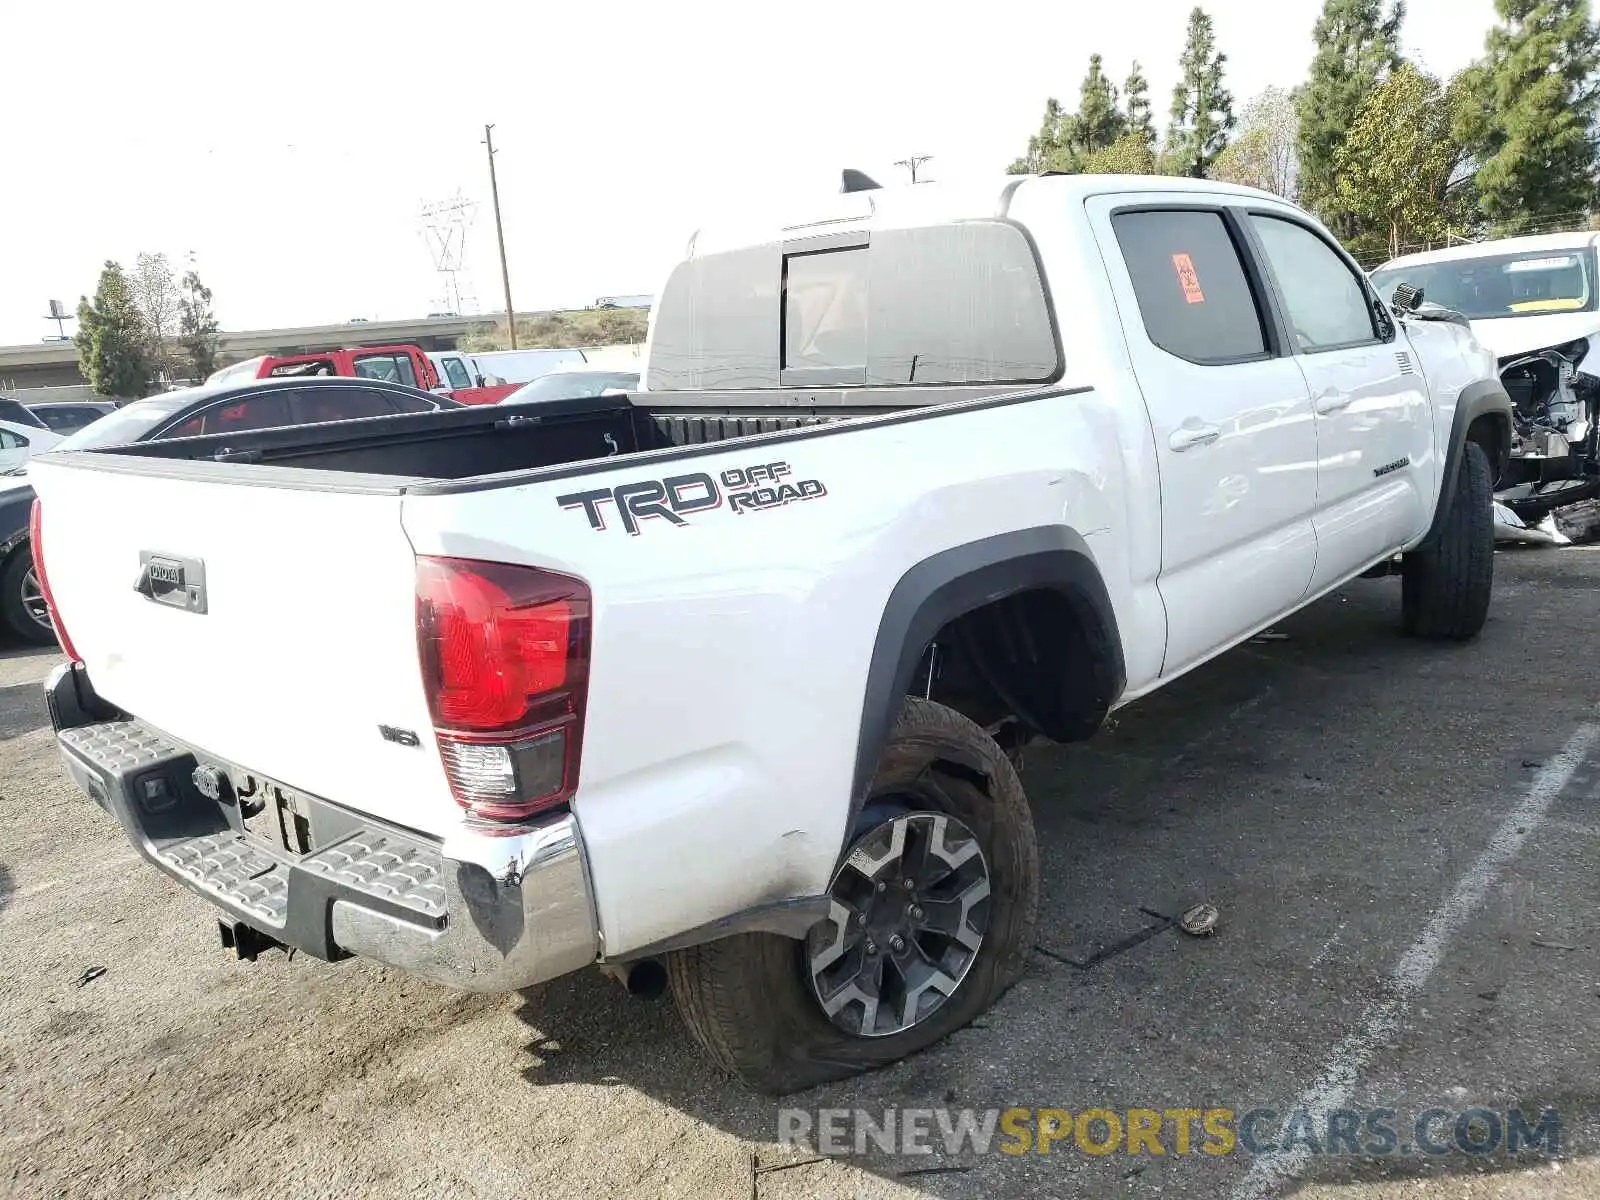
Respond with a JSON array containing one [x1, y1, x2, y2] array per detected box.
[[2, 0, 1499, 346]]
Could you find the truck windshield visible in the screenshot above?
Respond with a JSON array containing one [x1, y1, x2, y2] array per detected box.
[[53, 393, 195, 451], [1371, 248, 1598, 320]]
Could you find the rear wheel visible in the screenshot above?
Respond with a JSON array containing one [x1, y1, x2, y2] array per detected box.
[[667, 697, 1038, 1094], [0, 546, 58, 646], [1402, 440, 1494, 641]]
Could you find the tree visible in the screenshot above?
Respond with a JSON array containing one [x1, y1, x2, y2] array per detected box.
[[1080, 132, 1158, 175], [177, 269, 220, 381], [1210, 87, 1298, 196], [131, 251, 181, 381], [1124, 61, 1157, 150], [1007, 97, 1071, 174], [74, 261, 152, 399], [1468, 0, 1600, 233], [1165, 7, 1236, 177], [1334, 65, 1477, 259], [1294, 0, 1406, 231], [1068, 54, 1126, 157]]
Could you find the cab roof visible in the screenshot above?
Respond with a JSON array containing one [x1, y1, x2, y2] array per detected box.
[[684, 173, 1293, 256]]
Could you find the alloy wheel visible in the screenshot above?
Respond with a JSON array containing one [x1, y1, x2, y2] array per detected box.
[[806, 810, 991, 1038]]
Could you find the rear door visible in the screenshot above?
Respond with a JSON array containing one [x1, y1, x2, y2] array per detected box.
[[1089, 197, 1319, 675], [1242, 211, 1433, 586]]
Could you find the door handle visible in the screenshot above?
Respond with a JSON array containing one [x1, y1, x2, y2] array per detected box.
[[1314, 390, 1354, 415], [1169, 424, 1222, 452]]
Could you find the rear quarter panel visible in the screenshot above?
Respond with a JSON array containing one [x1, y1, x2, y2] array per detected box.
[[401, 392, 1136, 955]]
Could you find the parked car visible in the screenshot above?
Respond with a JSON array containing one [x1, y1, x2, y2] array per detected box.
[[31, 173, 1509, 1094], [205, 344, 443, 394], [430, 347, 590, 405], [1372, 233, 1600, 519], [0, 419, 62, 474], [0, 397, 53, 432], [27, 401, 118, 434], [0, 377, 456, 644], [497, 367, 640, 405]]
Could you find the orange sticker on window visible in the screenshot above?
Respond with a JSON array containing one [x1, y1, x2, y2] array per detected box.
[[1172, 253, 1206, 304]]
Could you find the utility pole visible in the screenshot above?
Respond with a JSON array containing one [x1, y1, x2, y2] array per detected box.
[[894, 154, 934, 183], [484, 123, 517, 349]]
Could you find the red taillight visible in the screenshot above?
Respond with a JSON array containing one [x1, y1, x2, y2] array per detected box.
[[28, 499, 80, 662], [416, 556, 590, 822]]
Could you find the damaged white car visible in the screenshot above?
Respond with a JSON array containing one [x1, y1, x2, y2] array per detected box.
[[1372, 233, 1600, 523]]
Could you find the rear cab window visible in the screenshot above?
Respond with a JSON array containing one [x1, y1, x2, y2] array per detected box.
[[1110, 209, 1268, 364], [649, 220, 1060, 391], [353, 353, 418, 388]]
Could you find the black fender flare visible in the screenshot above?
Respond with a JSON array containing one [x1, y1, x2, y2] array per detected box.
[[1420, 379, 1512, 549], [845, 525, 1126, 844]]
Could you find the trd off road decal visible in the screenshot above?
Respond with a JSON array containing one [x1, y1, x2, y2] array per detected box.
[[557, 460, 827, 535]]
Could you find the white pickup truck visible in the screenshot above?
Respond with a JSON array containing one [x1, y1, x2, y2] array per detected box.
[[31, 174, 1510, 1094]]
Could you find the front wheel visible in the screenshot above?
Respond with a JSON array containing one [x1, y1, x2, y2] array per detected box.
[[1402, 440, 1494, 640], [0, 547, 59, 646], [667, 697, 1039, 1094]]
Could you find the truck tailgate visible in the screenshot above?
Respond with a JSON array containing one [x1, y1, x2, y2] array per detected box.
[[30, 462, 456, 835]]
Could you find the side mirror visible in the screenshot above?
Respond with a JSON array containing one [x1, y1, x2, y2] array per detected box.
[[482, 374, 507, 387], [1391, 282, 1425, 315]]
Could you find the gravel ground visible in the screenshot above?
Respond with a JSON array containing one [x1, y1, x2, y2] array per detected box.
[[3, 547, 1599, 1199]]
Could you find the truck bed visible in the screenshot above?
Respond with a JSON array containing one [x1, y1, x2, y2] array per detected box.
[[68, 386, 1017, 491], [30, 379, 1100, 956]]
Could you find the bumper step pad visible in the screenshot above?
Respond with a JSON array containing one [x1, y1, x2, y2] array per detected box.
[[158, 834, 289, 926], [59, 717, 448, 935], [302, 833, 447, 921]]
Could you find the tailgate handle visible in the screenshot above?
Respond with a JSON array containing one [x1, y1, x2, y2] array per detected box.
[[134, 552, 208, 615]]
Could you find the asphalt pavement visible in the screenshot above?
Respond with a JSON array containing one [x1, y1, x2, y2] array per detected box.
[[2, 546, 1598, 1199]]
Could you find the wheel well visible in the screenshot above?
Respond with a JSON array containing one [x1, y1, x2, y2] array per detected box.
[[1467, 412, 1509, 486], [922, 585, 1120, 747]]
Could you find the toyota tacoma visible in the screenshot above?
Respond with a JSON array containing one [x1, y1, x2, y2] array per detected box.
[[30, 173, 1510, 1093]]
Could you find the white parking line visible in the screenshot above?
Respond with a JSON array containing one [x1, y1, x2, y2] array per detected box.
[[1231, 721, 1600, 1200]]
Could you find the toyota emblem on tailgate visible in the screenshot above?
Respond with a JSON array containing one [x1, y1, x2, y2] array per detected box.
[[134, 551, 208, 614]]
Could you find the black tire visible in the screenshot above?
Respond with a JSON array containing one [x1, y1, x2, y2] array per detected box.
[[0, 546, 58, 646], [1402, 440, 1494, 640], [667, 697, 1039, 1094]]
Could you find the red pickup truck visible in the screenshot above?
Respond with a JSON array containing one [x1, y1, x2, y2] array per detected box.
[[205, 345, 453, 395], [203, 343, 588, 405]]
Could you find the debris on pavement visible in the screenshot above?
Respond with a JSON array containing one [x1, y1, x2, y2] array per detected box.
[[1554, 498, 1600, 542], [1495, 490, 1600, 547], [1251, 631, 1289, 643], [75, 966, 107, 987], [1494, 501, 1572, 546], [1179, 903, 1220, 936]]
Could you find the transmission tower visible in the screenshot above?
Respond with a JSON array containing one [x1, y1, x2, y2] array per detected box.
[[894, 154, 934, 183], [418, 190, 481, 316]]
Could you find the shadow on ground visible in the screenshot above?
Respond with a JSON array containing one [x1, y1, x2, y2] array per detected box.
[[508, 550, 1600, 1197]]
